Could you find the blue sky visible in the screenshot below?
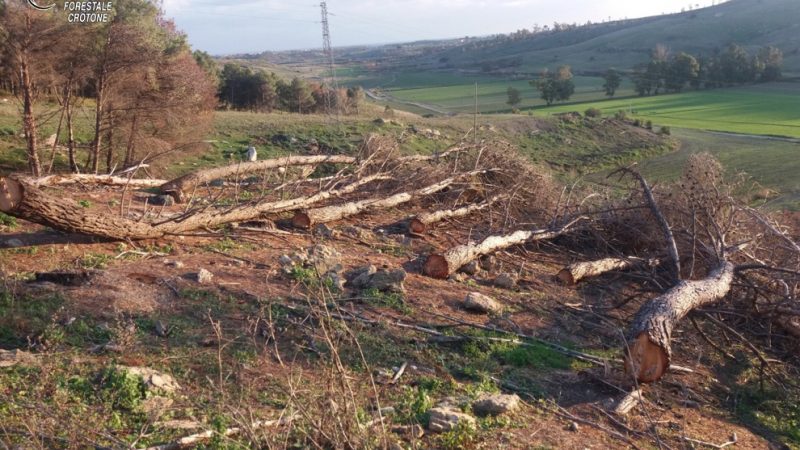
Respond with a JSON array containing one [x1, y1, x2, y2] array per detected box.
[[162, 0, 721, 55]]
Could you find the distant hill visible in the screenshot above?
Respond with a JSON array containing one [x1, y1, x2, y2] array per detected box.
[[427, 0, 800, 75]]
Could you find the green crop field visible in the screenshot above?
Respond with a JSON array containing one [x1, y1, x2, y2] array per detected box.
[[533, 82, 800, 138], [352, 72, 633, 114]]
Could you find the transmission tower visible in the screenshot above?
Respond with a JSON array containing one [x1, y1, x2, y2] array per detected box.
[[320, 1, 339, 118]]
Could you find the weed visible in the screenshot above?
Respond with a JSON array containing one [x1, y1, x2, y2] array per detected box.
[[99, 367, 146, 411], [493, 341, 573, 370], [79, 252, 113, 269], [436, 420, 477, 450], [362, 288, 411, 314], [0, 212, 17, 229], [78, 199, 92, 208]]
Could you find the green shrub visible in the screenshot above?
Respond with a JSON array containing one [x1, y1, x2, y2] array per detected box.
[[659, 126, 671, 136], [633, 119, 642, 127], [645, 120, 653, 130], [614, 110, 628, 121], [584, 107, 602, 118]]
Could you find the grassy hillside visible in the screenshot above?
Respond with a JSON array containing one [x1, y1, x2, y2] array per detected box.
[[432, 0, 800, 74]]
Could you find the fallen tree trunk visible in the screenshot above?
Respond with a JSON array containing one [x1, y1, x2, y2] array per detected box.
[[422, 217, 585, 279], [25, 174, 166, 188], [291, 170, 485, 229], [407, 195, 502, 235], [160, 155, 359, 203], [144, 416, 296, 450], [0, 174, 387, 240], [624, 262, 735, 383], [556, 257, 657, 285]]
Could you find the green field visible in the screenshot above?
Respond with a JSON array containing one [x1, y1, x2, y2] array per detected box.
[[534, 82, 800, 138]]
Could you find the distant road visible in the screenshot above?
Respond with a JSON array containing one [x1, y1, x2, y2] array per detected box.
[[365, 89, 450, 116]]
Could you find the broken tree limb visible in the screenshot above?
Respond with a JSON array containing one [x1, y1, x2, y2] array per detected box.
[[610, 389, 644, 416], [624, 262, 735, 383], [0, 174, 387, 240], [144, 416, 296, 450], [422, 216, 585, 279], [160, 155, 359, 203], [24, 174, 167, 188], [556, 257, 658, 285], [394, 144, 471, 163], [291, 169, 488, 229], [406, 195, 503, 235]]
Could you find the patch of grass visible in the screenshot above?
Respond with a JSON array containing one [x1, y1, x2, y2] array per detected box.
[[202, 237, 254, 254], [0, 289, 65, 347], [731, 373, 800, 446], [79, 252, 113, 269], [0, 212, 18, 229], [361, 288, 411, 314], [493, 341, 574, 370]]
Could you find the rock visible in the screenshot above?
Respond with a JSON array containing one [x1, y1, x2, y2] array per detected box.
[[427, 407, 476, 433], [122, 367, 181, 394], [6, 238, 24, 248], [306, 244, 342, 275], [0, 349, 37, 368], [165, 260, 185, 269], [367, 269, 406, 293], [479, 255, 497, 272], [569, 421, 580, 432], [463, 292, 503, 314], [494, 273, 517, 289], [380, 406, 396, 416], [314, 224, 335, 239], [471, 394, 520, 416], [209, 179, 225, 187], [348, 265, 377, 288], [195, 268, 214, 284], [448, 272, 468, 283], [278, 255, 294, 267], [323, 272, 346, 291], [148, 195, 175, 206], [154, 321, 170, 338], [460, 260, 480, 276], [392, 424, 425, 439]]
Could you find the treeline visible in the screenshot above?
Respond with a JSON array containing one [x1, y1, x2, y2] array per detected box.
[[632, 44, 783, 96], [216, 64, 364, 115], [0, 0, 217, 176]]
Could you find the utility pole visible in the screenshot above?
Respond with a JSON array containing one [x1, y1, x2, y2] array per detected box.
[[320, 1, 339, 121]]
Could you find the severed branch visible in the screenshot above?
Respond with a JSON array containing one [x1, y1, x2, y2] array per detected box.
[[406, 194, 504, 235], [23, 174, 166, 188], [143, 416, 296, 450], [556, 257, 659, 285], [611, 167, 681, 282], [422, 216, 586, 279]]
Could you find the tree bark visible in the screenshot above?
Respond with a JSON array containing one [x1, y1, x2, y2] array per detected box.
[[66, 95, 78, 173], [407, 195, 502, 234], [624, 262, 735, 383], [20, 54, 42, 177], [160, 155, 358, 203], [24, 174, 166, 188], [556, 257, 656, 285], [423, 217, 584, 279], [0, 174, 387, 240], [291, 170, 484, 229]]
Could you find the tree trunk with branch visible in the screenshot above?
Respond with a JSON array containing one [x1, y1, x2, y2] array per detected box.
[[291, 170, 486, 229], [406, 195, 502, 234], [160, 155, 359, 203], [557, 257, 656, 285], [423, 217, 584, 279], [624, 262, 735, 383]]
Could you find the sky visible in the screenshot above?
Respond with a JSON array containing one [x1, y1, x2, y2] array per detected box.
[[161, 0, 721, 55]]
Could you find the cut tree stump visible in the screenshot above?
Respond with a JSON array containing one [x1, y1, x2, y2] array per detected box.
[[160, 155, 359, 203], [624, 262, 735, 383], [422, 217, 584, 279], [556, 257, 657, 285], [406, 195, 503, 235], [291, 170, 486, 229]]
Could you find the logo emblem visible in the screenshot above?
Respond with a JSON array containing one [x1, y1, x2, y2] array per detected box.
[[27, 0, 56, 10]]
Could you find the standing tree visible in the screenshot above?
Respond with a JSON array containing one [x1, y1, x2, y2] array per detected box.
[[346, 86, 364, 115], [0, 0, 66, 176], [665, 52, 699, 92], [531, 66, 574, 106], [506, 86, 522, 108], [602, 69, 622, 97], [755, 46, 783, 82]]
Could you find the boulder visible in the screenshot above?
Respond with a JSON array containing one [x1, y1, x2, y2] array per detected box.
[[195, 268, 214, 284], [427, 407, 476, 433], [471, 394, 520, 416], [463, 292, 503, 314], [366, 269, 406, 293], [307, 244, 342, 275], [494, 273, 517, 289], [122, 366, 181, 394]]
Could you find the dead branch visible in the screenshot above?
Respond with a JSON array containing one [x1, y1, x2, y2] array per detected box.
[[611, 389, 644, 416], [422, 216, 585, 279], [160, 155, 359, 202], [143, 416, 296, 450], [557, 257, 658, 285], [624, 262, 735, 383], [612, 167, 681, 282], [406, 194, 503, 234], [291, 169, 488, 229]]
